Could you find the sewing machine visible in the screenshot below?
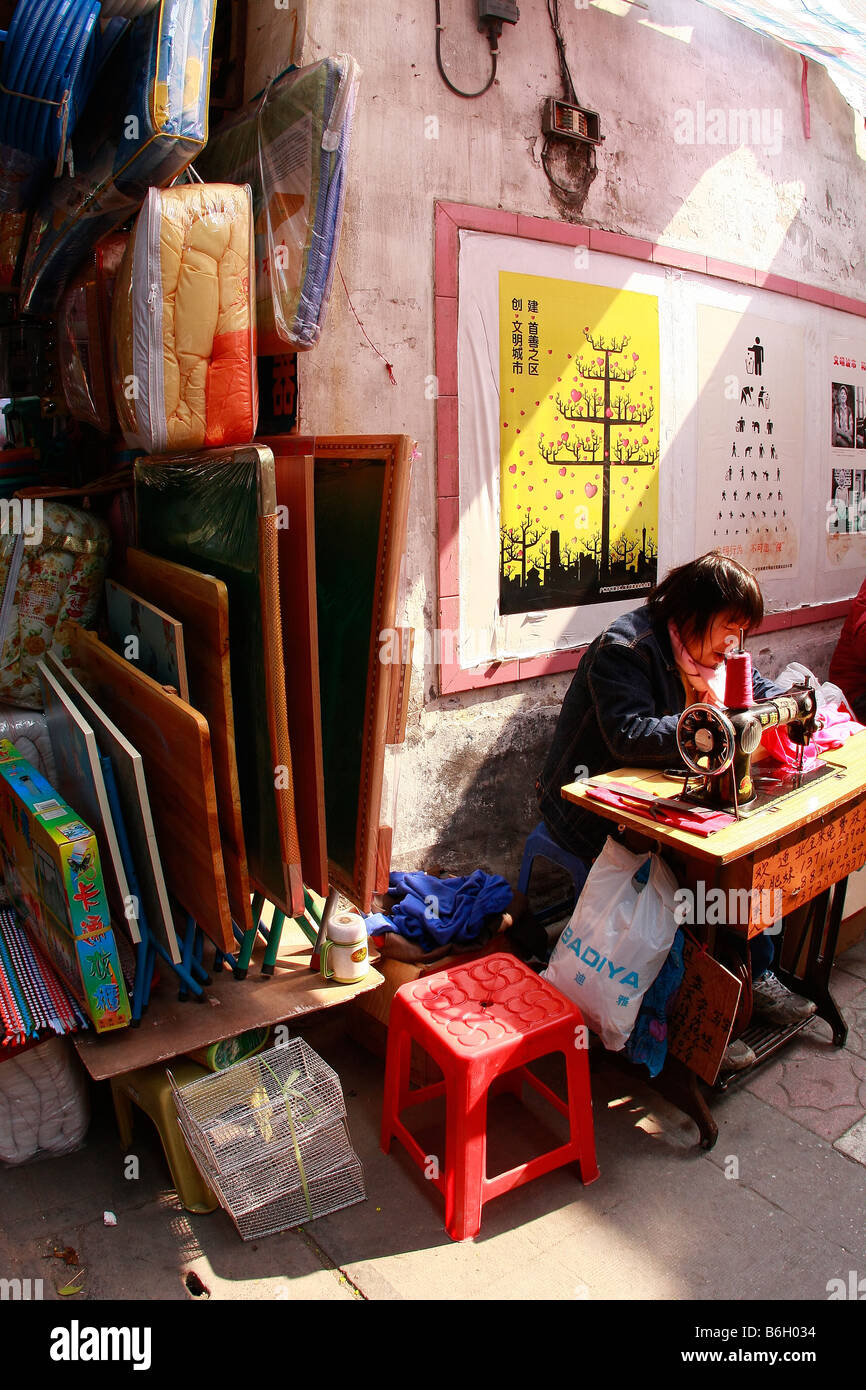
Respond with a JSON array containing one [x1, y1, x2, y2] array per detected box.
[[675, 678, 832, 818]]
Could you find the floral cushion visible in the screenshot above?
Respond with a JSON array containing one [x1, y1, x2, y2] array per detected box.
[[0, 503, 110, 708]]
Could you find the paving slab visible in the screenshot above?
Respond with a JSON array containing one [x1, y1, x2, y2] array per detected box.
[[744, 1036, 866, 1142], [703, 1087, 866, 1251], [833, 1114, 866, 1167], [808, 984, 866, 1060], [836, 939, 866, 982]]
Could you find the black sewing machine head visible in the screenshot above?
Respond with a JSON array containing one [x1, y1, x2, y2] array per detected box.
[[675, 679, 829, 818]]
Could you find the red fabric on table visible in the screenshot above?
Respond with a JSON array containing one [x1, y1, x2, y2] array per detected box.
[[580, 784, 736, 835]]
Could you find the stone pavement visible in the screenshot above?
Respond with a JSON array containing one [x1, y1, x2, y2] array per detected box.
[[3, 940, 865, 1302]]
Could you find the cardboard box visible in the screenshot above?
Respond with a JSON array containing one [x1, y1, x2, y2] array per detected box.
[[0, 740, 131, 1033]]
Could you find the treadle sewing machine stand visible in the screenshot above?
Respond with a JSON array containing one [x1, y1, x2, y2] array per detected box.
[[561, 730, 866, 1149]]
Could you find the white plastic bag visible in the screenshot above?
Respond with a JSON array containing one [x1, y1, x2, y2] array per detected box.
[[542, 837, 679, 1051]]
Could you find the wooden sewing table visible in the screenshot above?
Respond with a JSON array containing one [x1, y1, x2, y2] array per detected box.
[[560, 730, 866, 1147]]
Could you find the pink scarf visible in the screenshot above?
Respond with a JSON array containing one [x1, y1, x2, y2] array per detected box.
[[667, 621, 727, 707]]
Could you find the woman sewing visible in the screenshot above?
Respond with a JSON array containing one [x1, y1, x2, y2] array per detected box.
[[536, 550, 816, 1067]]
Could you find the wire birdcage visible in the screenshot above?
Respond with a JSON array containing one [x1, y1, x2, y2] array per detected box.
[[230, 1156, 367, 1241], [170, 1038, 366, 1239], [171, 1038, 345, 1176]]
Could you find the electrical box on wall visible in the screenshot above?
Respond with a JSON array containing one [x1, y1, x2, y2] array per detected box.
[[477, 1, 519, 30], [543, 96, 603, 146]]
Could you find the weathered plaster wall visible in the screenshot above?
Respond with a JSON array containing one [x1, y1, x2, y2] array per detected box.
[[245, 0, 866, 881]]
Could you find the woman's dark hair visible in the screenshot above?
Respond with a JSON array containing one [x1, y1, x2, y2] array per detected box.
[[646, 551, 764, 642]]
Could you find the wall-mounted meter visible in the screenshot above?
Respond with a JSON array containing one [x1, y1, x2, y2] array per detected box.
[[542, 96, 603, 146]]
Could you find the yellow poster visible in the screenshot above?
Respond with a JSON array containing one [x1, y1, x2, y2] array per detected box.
[[499, 271, 660, 612]]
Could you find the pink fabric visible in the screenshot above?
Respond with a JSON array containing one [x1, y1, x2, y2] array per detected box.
[[667, 621, 727, 706], [759, 700, 864, 770], [582, 783, 736, 835]]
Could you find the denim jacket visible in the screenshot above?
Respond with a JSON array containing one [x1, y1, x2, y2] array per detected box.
[[536, 606, 782, 860]]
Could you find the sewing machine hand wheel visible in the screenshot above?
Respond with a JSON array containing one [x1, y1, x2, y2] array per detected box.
[[676, 704, 737, 776]]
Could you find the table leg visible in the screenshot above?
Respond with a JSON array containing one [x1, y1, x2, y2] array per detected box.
[[602, 1051, 718, 1150], [777, 883, 848, 1047], [234, 893, 265, 979], [653, 1054, 719, 1150], [261, 910, 286, 976]]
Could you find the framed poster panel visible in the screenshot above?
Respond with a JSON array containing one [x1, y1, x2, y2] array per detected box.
[[435, 203, 866, 692]]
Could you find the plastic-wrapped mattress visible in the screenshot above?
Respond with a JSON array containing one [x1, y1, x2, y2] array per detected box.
[[59, 234, 128, 433], [20, 0, 216, 313], [196, 55, 360, 352], [0, 706, 56, 784], [111, 184, 257, 453]]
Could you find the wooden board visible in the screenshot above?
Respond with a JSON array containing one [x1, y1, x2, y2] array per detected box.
[[257, 439, 328, 896], [46, 652, 180, 964], [121, 549, 253, 936], [135, 446, 304, 918], [312, 435, 414, 911], [668, 940, 742, 1085], [74, 917, 383, 1081], [69, 624, 234, 953], [105, 578, 189, 700], [37, 659, 140, 946]]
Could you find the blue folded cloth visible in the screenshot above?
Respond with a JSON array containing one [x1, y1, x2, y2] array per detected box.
[[365, 870, 513, 953]]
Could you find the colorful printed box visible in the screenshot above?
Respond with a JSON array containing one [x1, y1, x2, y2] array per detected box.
[[0, 740, 131, 1033]]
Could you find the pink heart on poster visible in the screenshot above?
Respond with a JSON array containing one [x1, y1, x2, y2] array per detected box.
[[508, 465, 517, 473], [559, 467, 567, 476], [585, 483, 597, 498], [556, 490, 563, 500]]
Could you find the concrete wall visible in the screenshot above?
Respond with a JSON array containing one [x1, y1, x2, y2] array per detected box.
[[244, 0, 866, 882]]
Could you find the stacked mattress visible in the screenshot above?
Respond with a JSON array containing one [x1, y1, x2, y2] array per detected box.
[[112, 184, 257, 453], [21, 0, 216, 313]]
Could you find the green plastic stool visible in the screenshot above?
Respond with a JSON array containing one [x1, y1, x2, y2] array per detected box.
[[111, 1060, 218, 1214]]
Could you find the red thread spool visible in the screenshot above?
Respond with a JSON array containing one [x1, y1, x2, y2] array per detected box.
[[725, 651, 754, 708]]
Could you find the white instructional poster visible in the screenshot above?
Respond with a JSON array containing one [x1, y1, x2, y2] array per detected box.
[[696, 305, 804, 576]]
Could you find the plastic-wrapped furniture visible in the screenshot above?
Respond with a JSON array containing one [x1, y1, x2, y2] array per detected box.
[[59, 234, 128, 433]]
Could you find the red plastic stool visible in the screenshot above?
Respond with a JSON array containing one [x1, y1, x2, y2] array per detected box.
[[380, 952, 599, 1241]]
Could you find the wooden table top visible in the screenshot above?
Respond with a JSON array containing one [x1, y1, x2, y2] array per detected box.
[[75, 915, 383, 1081], [561, 729, 866, 867]]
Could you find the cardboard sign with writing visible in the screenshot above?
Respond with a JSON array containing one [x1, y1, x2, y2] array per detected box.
[[668, 940, 742, 1084]]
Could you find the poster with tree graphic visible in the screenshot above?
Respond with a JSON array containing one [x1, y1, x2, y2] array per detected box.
[[499, 271, 660, 613]]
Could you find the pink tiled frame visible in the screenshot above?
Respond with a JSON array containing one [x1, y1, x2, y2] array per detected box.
[[434, 201, 865, 694]]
